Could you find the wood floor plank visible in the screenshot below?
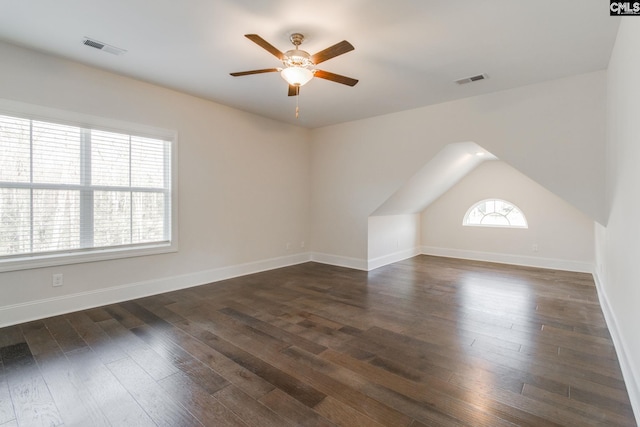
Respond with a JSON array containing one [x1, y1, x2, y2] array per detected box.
[[237, 341, 414, 426], [320, 348, 524, 427], [131, 324, 229, 394], [219, 306, 327, 355], [64, 311, 128, 364], [42, 315, 88, 353], [106, 356, 202, 426], [141, 319, 276, 399], [0, 359, 16, 426], [314, 395, 388, 427], [465, 335, 633, 406], [64, 347, 157, 426], [0, 327, 23, 349], [281, 345, 458, 427], [22, 320, 110, 426], [172, 317, 327, 408], [98, 317, 179, 381], [0, 342, 63, 427], [103, 303, 146, 329], [522, 383, 635, 427], [259, 388, 337, 427], [157, 371, 248, 427], [214, 384, 297, 427]]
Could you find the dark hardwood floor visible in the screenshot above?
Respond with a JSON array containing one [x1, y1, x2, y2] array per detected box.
[[0, 255, 636, 426]]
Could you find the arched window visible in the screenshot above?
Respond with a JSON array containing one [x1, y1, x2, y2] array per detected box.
[[463, 199, 528, 228]]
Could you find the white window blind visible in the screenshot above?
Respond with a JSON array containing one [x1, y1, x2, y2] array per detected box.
[[0, 113, 173, 266]]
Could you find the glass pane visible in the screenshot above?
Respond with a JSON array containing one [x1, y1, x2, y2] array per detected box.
[[495, 200, 513, 216], [466, 207, 484, 225], [132, 192, 165, 243], [33, 190, 80, 252], [481, 213, 509, 226], [32, 121, 81, 184], [131, 136, 166, 188], [92, 130, 130, 186], [94, 191, 131, 247], [506, 209, 527, 227], [0, 188, 31, 256], [476, 201, 489, 215], [0, 115, 31, 183]]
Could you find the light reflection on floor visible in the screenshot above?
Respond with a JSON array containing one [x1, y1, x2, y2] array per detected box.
[[456, 272, 536, 409]]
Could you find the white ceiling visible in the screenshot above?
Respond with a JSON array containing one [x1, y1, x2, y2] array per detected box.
[[0, 1, 619, 128]]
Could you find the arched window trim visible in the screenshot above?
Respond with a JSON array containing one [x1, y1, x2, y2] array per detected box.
[[463, 198, 528, 229]]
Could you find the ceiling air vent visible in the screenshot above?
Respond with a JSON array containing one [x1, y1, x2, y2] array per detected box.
[[455, 73, 488, 85], [82, 37, 127, 56]]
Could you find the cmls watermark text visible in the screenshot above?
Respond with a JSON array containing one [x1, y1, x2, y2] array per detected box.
[[610, 1, 640, 15]]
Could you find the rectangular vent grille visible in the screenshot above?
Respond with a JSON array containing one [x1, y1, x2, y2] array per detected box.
[[83, 39, 104, 49], [455, 73, 488, 85], [82, 37, 127, 56]]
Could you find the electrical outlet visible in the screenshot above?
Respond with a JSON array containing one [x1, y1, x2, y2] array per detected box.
[[52, 273, 63, 287], [532, 244, 539, 253], [300, 241, 305, 248], [286, 242, 291, 250]]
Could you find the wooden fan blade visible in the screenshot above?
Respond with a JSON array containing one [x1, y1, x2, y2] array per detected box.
[[311, 40, 354, 65], [230, 68, 279, 77], [245, 34, 284, 60], [288, 85, 299, 96], [314, 70, 358, 87]]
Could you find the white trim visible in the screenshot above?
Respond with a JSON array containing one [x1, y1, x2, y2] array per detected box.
[[592, 272, 640, 423], [421, 246, 593, 273], [0, 98, 176, 141], [0, 243, 178, 272], [367, 247, 422, 271], [310, 252, 368, 271], [0, 98, 180, 273], [0, 252, 311, 328]]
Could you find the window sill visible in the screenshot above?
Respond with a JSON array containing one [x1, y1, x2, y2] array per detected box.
[[0, 242, 178, 273], [462, 224, 528, 229]]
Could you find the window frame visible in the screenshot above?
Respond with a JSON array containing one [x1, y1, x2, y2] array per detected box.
[[0, 99, 178, 273], [462, 198, 528, 229]]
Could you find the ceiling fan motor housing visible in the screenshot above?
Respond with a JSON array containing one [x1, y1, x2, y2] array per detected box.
[[282, 49, 314, 68]]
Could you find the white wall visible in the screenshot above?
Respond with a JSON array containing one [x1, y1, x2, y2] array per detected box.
[[421, 161, 594, 272], [367, 214, 421, 270], [0, 42, 311, 325], [596, 19, 640, 419], [310, 71, 606, 267]]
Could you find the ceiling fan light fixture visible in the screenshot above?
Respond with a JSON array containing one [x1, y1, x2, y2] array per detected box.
[[281, 66, 314, 87]]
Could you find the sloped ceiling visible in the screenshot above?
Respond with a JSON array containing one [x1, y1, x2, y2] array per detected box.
[[0, 1, 619, 128], [371, 142, 497, 216]]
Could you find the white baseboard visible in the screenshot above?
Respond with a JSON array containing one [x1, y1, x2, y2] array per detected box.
[[310, 252, 368, 271], [368, 247, 422, 270], [421, 246, 593, 273], [592, 272, 640, 424], [0, 252, 311, 328]]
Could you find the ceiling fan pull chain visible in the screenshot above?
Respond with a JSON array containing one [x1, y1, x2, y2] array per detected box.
[[296, 86, 300, 119]]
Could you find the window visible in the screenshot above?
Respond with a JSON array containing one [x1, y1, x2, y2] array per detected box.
[[463, 199, 527, 228], [0, 110, 176, 271]]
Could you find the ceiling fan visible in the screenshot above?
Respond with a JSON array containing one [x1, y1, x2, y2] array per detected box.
[[230, 33, 358, 97]]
